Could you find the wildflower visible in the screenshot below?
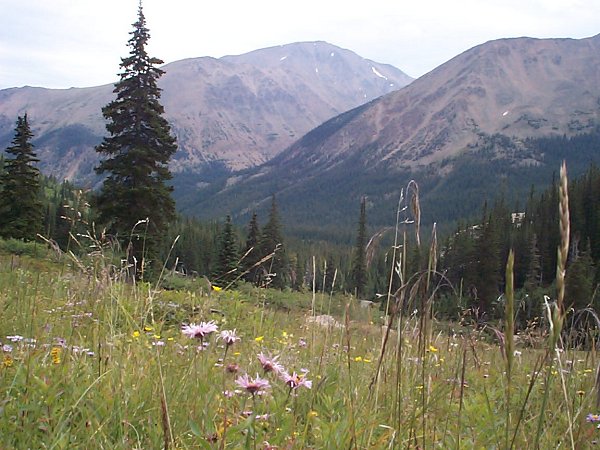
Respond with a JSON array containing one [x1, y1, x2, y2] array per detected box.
[[281, 371, 312, 390], [144, 325, 153, 332], [6, 335, 23, 342], [258, 352, 285, 375], [2, 344, 13, 353], [298, 339, 307, 348], [212, 285, 222, 292], [235, 373, 270, 396], [308, 410, 319, 418], [354, 356, 363, 362], [587, 413, 600, 423], [152, 340, 166, 347], [226, 363, 240, 373], [218, 329, 240, 347], [182, 321, 218, 340], [132, 331, 140, 338], [254, 336, 264, 343], [51, 347, 61, 364], [3, 355, 13, 367], [428, 345, 438, 353]]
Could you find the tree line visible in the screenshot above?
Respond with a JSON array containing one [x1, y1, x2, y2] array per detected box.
[[439, 164, 600, 323]]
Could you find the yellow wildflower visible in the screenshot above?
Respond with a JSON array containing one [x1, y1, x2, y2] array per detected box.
[[51, 347, 61, 365], [428, 345, 438, 353], [3, 355, 13, 368], [212, 286, 222, 292], [308, 411, 319, 418], [354, 356, 363, 362], [132, 331, 140, 338], [144, 326, 153, 332], [254, 336, 264, 343]]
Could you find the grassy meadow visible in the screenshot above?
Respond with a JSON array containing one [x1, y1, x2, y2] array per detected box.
[[1, 232, 600, 449]]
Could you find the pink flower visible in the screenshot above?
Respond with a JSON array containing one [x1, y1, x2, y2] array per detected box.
[[281, 371, 312, 390], [235, 373, 270, 396], [257, 352, 285, 375], [181, 321, 218, 340], [218, 329, 240, 346]]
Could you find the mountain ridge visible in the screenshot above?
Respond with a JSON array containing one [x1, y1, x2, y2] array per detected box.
[[0, 41, 412, 183], [180, 34, 600, 232]]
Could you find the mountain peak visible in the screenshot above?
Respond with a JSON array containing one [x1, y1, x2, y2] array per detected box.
[[0, 41, 413, 182]]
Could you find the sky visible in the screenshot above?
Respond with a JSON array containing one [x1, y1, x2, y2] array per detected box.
[[0, 0, 598, 90]]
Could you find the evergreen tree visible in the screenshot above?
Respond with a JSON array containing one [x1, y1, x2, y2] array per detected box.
[[565, 241, 595, 310], [214, 215, 239, 287], [350, 197, 368, 297], [259, 196, 287, 288], [523, 233, 542, 291], [94, 4, 177, 276], [0, 114, 42, 240], [324, 254, 337, 293], [473, 213, 501, 314], [242, 212, 261, 284]]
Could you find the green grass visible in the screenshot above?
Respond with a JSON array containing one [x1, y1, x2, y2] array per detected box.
[[0, 248, 599, 449]]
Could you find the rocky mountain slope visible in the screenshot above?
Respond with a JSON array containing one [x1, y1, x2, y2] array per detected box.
[[182, 35, 600, 233], [0, 41, 412, 183]]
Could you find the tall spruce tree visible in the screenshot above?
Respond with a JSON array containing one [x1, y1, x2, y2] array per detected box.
[[259, 196, 287, 288], [94, 3, 177, 275], [350, 197, 368, 297], [214, 215, 239, 287], [0, 114, 42, 240], [242, 212, 261, 284]]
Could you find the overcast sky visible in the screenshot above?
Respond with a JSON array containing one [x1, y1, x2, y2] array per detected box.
[[0, 0, 598, 90]]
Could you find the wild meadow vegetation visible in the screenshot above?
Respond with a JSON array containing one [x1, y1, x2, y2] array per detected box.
[[1, 165, 600, 449], [3, 5, 600, 449]]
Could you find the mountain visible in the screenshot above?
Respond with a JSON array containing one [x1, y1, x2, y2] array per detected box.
[[181, 35, 600, 237], [0, 41, 412, 184]]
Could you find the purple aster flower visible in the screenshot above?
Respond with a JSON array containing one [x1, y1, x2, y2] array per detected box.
[[587, 413, 600, 423], [181, 321, 218, 340], [257, 352, 285, 375], [281, 371, 312, 390], [235, 373, 270, 396], [218, 329, 240, 346]]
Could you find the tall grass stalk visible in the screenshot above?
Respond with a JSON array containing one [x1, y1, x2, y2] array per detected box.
[[504, 249, 515, 449], [534, 161, 570, 448]]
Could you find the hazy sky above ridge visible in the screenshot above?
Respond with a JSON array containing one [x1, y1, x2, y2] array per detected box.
[[0, 0, 598, 89]]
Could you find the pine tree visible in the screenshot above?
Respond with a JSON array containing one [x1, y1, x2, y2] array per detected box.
[[0, 114, 42, 240], [473, 213, 501, 314], [94, 3, 177, 276], [242, 212, 261, 284], [258, 196, 287, 288], [350, 197, 368, 297], [565, 240, 595, 310], [214, 215, 239, 287]]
